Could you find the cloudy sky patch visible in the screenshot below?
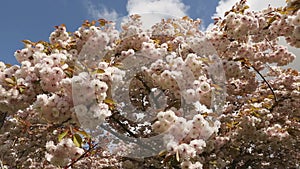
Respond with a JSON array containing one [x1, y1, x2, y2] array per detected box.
[[85, 0, 119, 21], [126, 0, 189, 29]]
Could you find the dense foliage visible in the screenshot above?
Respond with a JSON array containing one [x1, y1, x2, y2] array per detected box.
[[0, 0, 299, 168]]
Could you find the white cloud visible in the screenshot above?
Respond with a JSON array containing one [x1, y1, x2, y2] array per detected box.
[[247, 0, 285, 11], [212, 0, 299, 71], [214, 0, 286, 18], [279, 37, 300, 71], [214, 0, 236, 18], [85, 0, 118, 21], [127, 0, 188, 16], [126, 0, 189, 29]]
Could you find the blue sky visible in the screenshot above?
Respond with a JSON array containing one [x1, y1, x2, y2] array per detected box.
[[0, 0, 298, 70]]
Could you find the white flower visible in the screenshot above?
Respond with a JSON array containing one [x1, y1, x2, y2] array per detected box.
[[71, 147, 85, 157], [46, 141, 56, 152], [36, 94, 49, 106], [190, 139, 206, 153], [90, 79, 108, 92], [191, 162, 203, 169], [45, 153, 53, 162], [163, 110, 177, 122], [98, 62, 109, 69], [60, 138, 74, 148], [35, 43, 44, 51], [166, 141, 178, 152]]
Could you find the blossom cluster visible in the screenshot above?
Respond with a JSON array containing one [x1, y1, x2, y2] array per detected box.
[[144, 53, 214, 105], [45, 138, 84, 167], [208, 1, 297, 68], [152, 108, 219, 167]]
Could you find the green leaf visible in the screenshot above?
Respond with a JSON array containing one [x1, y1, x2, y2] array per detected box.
[[104, 98, 116, 110], [77, 130, 91, 139], [93, 69, 105, 74], [158, 149, 167, 157], [18, 87, 25, 94], [73, 134, 82, 147], [4, 78, 16, 85], [18, 85, 26, 94], [22, 39, 34, 45], [104, 98, 116, 105], [58, 130, 69, 142], [5, 63, 12, 68]]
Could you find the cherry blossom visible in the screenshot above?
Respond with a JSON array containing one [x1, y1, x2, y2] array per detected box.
[[0, 1, 299, 168]]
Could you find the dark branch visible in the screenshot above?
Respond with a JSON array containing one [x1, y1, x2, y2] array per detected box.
[[250, 65, 278, 102], [0, 112, 7, 129]]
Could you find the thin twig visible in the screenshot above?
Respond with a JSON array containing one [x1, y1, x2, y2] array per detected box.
[[65, 143, 98, 169], [236, 57, 278, 102], [251, 65, 278, 102], [265, 37, 275, 51]]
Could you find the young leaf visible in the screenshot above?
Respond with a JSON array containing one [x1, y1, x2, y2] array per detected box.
[[22, 40, 34, 46], [104, 98, 116, 110], [18, 86, 25, 94], [76, 130, 91, 139], [4, 78, 16, 85], [158, 149, 167, 157], [58, 130, 69, 142], [93, 69, 105, 74], [182, 16, 189, 20], [98, 19, 107, 26], [5, 63, 12, 68], [73, 134, 82, 147]]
